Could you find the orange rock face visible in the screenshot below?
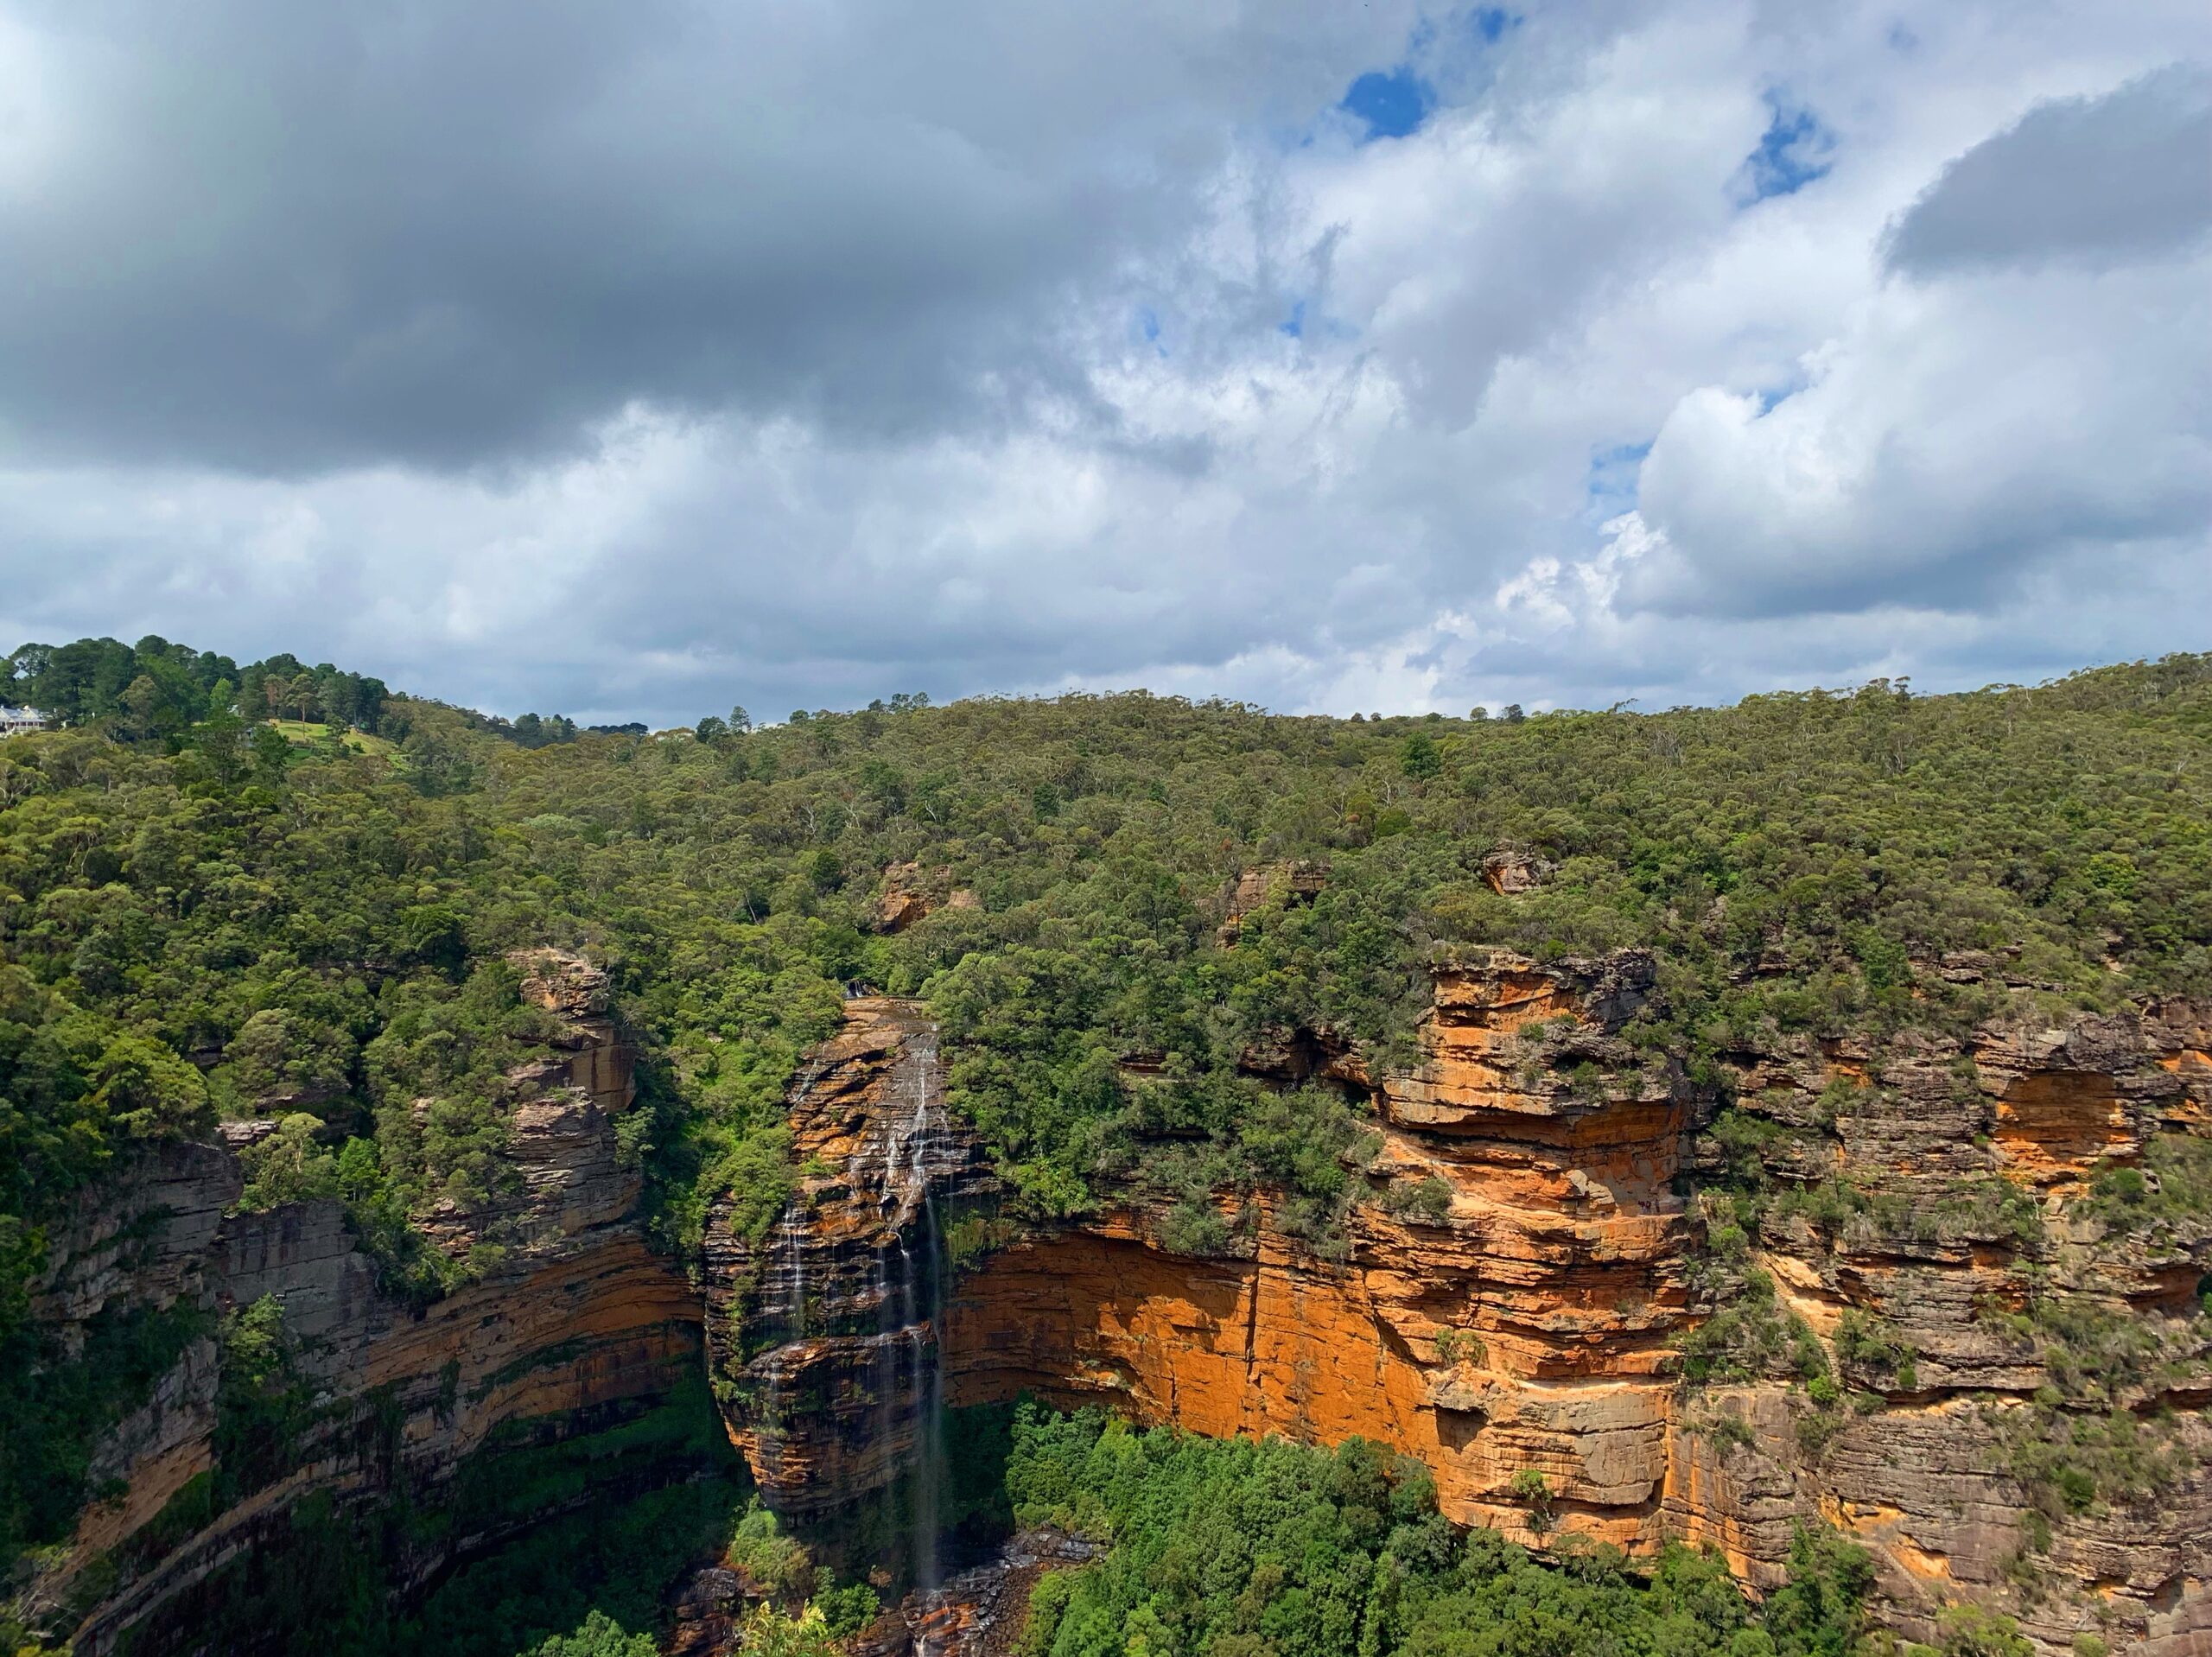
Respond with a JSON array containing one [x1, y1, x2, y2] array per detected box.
[[945, 951, 1692, 1550], [874, 863, 981, 934], [1479, 848, 1554, 896], [944, 1221, 1681, 1550], [727, 960, 2212, 1655]]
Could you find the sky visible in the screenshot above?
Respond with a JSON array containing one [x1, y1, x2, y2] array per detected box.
[[0, 0, 2206, 726]]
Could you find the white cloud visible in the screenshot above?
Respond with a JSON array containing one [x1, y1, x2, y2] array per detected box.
[[0, 0, 2206, 722], [1612, 245, 2210, 619]]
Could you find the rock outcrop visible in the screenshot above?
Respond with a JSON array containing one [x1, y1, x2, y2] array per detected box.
[[1216, 860, 1329, 945], [703, 999, 995, 1514], [24, 951, 704, 1657], [874, 865, 981, 935], [1479, 848, 1555, 895]]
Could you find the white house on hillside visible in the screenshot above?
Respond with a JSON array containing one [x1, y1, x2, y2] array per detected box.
[[0, 705, 52, 737]]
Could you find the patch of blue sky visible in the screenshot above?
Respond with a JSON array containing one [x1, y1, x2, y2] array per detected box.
[[1134, 306, 1166, 357], [1734, 92, 1836, 204], [1341, 67, 1432, 141], [1469, 8, 1517, 44], [1585, 441, 1652, 520], [1325, 9, 1521, 148], [1280, 300, 1306, 339]]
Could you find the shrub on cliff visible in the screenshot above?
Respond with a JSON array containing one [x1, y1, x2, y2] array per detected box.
[[730, 1603, 840, 1655], [521, 1610, 656, 1657]]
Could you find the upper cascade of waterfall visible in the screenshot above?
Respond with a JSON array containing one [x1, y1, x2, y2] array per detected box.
[[874, 1027, 947, 1227], [703, 997, 996, 1527]]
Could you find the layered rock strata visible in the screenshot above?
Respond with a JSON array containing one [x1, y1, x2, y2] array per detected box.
[[1686, 1000, 2212, 1654], [25, 951, 703, 1656], [721, 960, 2210, 1655], [702, 999, 995, 1514]]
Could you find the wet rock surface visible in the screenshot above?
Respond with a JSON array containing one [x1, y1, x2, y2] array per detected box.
[[704, 998, 997, 1521], [853, 1529, 1104, 1657]]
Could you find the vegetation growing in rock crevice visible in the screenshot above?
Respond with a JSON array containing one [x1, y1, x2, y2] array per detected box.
[[2085, 1133, 2212, 1242], [211, 1294, 327, 1501], [1980, 1273, 2210, 1530]]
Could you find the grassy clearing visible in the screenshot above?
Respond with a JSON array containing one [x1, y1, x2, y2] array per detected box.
[[264, 719, 397, 757]]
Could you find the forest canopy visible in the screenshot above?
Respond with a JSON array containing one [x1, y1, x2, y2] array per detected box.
[[4, 641, 2208, 1264], [1002, 1404, 1885, 1657], [3, 640, 2209, 1577]]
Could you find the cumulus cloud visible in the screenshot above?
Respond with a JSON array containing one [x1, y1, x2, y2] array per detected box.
[[0, 0, 2206, 722], [0, 0, 1413, 472], [1885, 64, 2212, 275], [1608, 255, 2211, 619]]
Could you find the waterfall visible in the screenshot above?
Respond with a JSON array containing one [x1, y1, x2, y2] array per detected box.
[[907, 1201, 944, 1604], [751, 1014, 954, 1647], [752, 1049, 836, 1480], [759, 1195, 808, 1474], [782, 1199, 808, 1343], [873, 1232, 898, 1589], [880, 1030, 948, 1638]]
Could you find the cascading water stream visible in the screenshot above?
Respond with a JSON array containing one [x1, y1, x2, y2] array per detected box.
[[759, 1196, 809, 1475], [753, 1014, 956, 1649], [912, 1186, 945, 1611], [752, 1050, 836, 1478], [879, 1028, 949, 1647]]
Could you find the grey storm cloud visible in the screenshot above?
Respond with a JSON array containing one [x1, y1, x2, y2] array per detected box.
[[0, 0, 1410, 473], [1884, 63, 2212, 275]]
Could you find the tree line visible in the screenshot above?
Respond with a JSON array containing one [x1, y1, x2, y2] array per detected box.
[[2, 634, 2207, 1616], [4, 635, 391, 740]]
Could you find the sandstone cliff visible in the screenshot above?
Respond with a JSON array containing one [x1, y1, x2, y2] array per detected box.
[[715, 961, 2210, 1656], [941, 950, 1700, 1567], [34, 949, 2212, 1656], [22, 951, 704, 1656]]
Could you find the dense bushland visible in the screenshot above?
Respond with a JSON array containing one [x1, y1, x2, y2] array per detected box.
[[3, 638, 2209, 1593], [1003, 1403, 1903, 1657]]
